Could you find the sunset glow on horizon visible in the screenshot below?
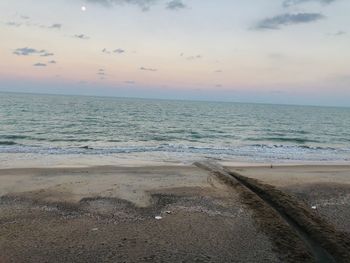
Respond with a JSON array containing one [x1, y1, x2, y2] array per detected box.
[[1, 0, 349, 106]]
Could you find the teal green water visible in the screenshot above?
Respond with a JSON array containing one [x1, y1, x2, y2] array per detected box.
[[1, 92, 350, 162]]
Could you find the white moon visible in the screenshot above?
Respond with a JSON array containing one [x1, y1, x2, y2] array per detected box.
[[81, 6, 87, 11]]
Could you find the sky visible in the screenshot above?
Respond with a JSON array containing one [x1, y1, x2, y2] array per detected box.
[[0, 0, 349, 106]]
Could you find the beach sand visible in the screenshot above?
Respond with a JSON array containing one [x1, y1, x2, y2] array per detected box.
[[0, 164, 350, 262], [233, 165, 350, 234]]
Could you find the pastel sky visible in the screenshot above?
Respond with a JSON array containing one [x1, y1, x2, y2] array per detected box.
[[0, 0, 349, 106]]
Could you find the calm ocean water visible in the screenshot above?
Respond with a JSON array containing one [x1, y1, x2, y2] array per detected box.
[[1, 92, 350, 163]]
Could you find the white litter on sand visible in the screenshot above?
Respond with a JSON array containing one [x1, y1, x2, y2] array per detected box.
[[155, 216, 162, 220]]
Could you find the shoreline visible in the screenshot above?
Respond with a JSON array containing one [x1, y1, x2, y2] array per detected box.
[[0, 152, 349, 169]]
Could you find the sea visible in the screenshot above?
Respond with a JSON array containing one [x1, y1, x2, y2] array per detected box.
[[1, 92, 350, 165]]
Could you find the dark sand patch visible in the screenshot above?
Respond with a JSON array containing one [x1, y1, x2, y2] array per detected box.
[[195, 162, 314, 263], [234, 165, 350, 235], [281, 183, 350, 234], [225, 168, 350, 263], [0, 185, 279, 263]]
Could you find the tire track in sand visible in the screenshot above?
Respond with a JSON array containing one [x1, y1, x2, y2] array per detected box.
[[195, 162, 350, 263]]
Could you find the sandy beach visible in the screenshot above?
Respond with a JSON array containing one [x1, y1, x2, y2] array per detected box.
[[234, 165, 350, 234], [0, 163, 349, 262], [2, 0, 350, 261]]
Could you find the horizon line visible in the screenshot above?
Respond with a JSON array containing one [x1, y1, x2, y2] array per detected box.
[[0, 90, 349, 109]]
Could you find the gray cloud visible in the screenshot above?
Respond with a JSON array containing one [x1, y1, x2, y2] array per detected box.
[[283, 0, 336, 7], [40, 52, 54, 57], [328, 30, 346, 36], [186, 55, 202, 60], [125, 80, 136, 84], [5, 21, 22, 27], [95, 69, 107, 80], [48, 60, 57, 64], [255, 13, 325, 30], [49, 23, 62, 29], [13, 47, 54, 57], [140, 66, 157, 71], [214, 70, 223, 73], [38, 23, 61, 30], [179, 53, 202, 60], [102, 48, 126, 54], [85, 0, 186, 11], [85, 0, 158, 11], [74, 34, 90, 40], [102, 48, 111, 54], [33, 63, 47, 67], [166, 0, 186, 10], [3, 19, 63, 30], [114, 48, 125, 54], [13, 47, 40, 56], [3, 15, 29, 27], [97, 69, 107, 78]]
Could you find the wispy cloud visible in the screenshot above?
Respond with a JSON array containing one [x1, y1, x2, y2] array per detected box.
[[13, 47, 54, 57], [73, 34, 90, 40], [102, 48, 126, 54], [114, 48, 125, 54], [20, 15, 30, 20], [85, 0, 187, 11], [48, 60, 57, 64], [3, 19, 63, 30], [283, 0, 337, 7], [186, 55, 202, 60], [35, 23, 63, 30], [166, 0, 186, 10], [96, 69, 107, 79], [327, 30, 346, 36], [125, 80, 136, 84], [102, 48, 111, 54], [254, 13, 325, 30], [140, 66, 157, 71], [33, 63, 47, 67], [49, 23, 62, 29], [85, 0, 158, 11], [180, 53, 202, 60], [41, 52, 54, 57], [5, 21, 22, 27]]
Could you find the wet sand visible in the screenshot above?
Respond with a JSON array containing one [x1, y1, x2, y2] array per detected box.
[[1, 164, 350, 262]]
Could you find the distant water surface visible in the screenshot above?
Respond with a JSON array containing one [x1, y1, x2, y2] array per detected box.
[[1, 92, 350, 163]]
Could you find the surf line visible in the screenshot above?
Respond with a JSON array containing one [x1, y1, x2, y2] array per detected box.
[[194, 162, 340, 263]]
